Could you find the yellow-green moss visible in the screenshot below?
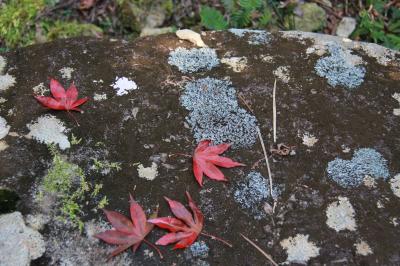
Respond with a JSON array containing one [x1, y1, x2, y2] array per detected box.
[[45, 21, 103, 41], [0, 0, 45, 48]]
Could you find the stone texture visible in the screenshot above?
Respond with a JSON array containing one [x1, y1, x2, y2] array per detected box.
[[0, 212, 45, 265], [0, 30, 399, 265]]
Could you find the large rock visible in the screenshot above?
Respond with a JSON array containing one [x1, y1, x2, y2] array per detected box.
[[0, 30, 399, 265], [0, 212, 45, 265]]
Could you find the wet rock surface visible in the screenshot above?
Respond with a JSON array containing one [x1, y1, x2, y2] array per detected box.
[[0, 30, 399, 265]]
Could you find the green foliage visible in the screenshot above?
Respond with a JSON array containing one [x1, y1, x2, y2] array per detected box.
[[0, 0, 45, 48], [201, 0, 276, 30], [353, 1, 400, 50], [44, 21, 103, 41], [70, 133, 82, 145], [40, 145, 107, 231], [200, 6, 228, 30], [92, 158, 122, 172]]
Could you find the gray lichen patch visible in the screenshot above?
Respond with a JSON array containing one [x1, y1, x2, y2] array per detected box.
[[137, 162, 158, 181], [282, 31, 400, 66], [355, 240, 373, 256], [180, 77, 257, 148], [221, 57, 247, 72], [315, 43, 365, 89], [168, 47, 219, 73], [26, 115, 70, 150], [59, 67, 75, 80], [186, 241, 209, 259], [111, 77, 138, 96], [228, 29, 271, 45], [0, 116, 10, 139], [390, 174, 400, 198], [327, 148, 389, 188], [280, 234, 320, 263], [273, 66, 290, 83], [326, 196, 357, 232], [0, 56, 16, 92], [233, 171, 277, 219]]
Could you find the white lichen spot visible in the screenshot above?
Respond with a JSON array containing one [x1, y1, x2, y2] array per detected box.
[[0, 140, 9, 151], [390, 174, 400, 198], [326, 196, 357, 232], [221, 57, 248, 72], [273, 66, 290, 83], [260, 55, 274, 63], [0, 56, 16, 92], [341, 145, 351, 153], [0, 116, 10, 139], [176, 29, 206, 47], [376, 200, 384, 209], [302, 133, 318, 147], [0, 74, 16, 92], [355, 240, 373, 256], [392, 93, 400, 116], [280, 234, 320, 263], [137, 162, 158, 181], [93, 93, 107, 101], [0, 97, 7, 104], [363, 175, 377, 188], [59, 67, 75, 79], [111, 77, 138, 96], [26, 115, 70, 150], [390, 217, 399, 227], [32, 83, 49, 96], [0, 56, 6, 73]]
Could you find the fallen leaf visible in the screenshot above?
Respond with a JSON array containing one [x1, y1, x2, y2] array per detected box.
[[95, 195, 161, 259], [148, 191, 203, 249], [192, 140, 245, 186], [34, 78, 88, 112], [79, 0, 96, 10]]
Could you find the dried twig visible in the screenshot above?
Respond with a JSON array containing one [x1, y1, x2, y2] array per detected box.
[[273, 79, 277, 143], [240, 234, 278, 266], [256, 127, 274, 209]]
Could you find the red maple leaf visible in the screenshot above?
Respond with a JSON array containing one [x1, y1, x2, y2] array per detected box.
[[34, 78, 88, 112], [94, 195, 162, 259], [192, 140, 245, 186], [148, 192, 232, 249]]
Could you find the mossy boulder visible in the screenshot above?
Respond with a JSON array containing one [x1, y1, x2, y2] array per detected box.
[[0, 30, 399, 265]]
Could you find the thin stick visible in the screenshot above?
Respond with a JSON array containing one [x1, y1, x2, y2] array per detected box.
[[272, 79, 277, 144], [257, 127, 274, 204], [240, 234, 278, 266], [67, 111, 80, 126], [143, 239, 164, 259], [201, 232, 233, 248]]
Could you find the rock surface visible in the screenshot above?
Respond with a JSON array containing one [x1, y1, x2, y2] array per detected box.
[[0, 30, 399, 265], [0, 212, 45, 265]]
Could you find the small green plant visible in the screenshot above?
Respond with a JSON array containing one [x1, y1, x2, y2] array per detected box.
[[39, 144, 107, 231], [352, 1, 400, 50], [200, 0, 288, 30], [70, 133, 82, 145], [92, 158, 122, 172], [0, 0, 45, 48]]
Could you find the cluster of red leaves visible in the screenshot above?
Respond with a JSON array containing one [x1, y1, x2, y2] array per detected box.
[[94, 195, 161, 259], [192, 140, 245, 186], [96, 192, 231, 259], [148, 192, 203, 249], [34, 78, 88, 112]]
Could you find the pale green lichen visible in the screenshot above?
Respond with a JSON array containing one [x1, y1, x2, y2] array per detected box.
[[38, 145, 107, 231], [326, 196, 357, 232], [280, 234, 320, 263]]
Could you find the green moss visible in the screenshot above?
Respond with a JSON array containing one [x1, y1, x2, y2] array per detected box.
[[0, 0, 45, 48], [39, 144, 107, 231], [44, 21, 103, 41], [92, 158, 122, 172]]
